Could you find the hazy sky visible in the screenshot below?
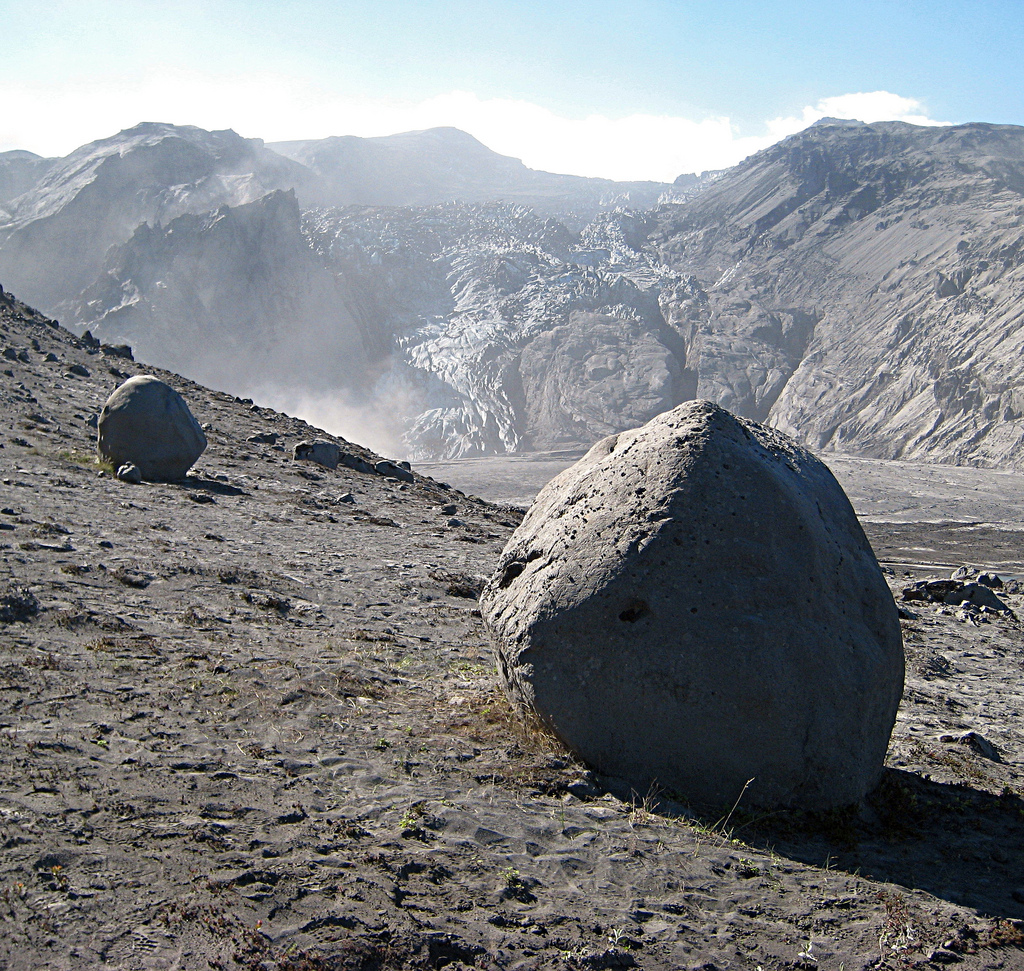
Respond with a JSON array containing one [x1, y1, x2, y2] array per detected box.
[[2, 0, 1021, 181]]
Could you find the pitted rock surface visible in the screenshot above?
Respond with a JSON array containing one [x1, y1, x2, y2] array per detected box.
[[98, 374, 207, 481], [481, 400, 905, 809]]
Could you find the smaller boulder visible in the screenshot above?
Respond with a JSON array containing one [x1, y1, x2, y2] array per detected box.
[[98, 376, 207, 482], [294, 440, 340, 469]]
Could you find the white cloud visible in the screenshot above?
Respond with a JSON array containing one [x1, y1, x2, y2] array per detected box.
[[0, 73, 949, 182], [763, 91, 950, 144]]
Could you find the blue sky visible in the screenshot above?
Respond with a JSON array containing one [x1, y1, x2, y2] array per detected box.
[[2, 0, 1022, 179]]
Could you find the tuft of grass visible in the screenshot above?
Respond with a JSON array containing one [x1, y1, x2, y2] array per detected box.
[[448, 687, 568, 756], [59, 449, 114, 475]]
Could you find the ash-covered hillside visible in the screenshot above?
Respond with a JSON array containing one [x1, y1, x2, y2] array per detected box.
[[651, 119, 1024, 467], [3, 119, 1024, 465], [3, 281, 1024, 970]]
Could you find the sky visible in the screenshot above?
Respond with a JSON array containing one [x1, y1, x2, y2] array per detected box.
[[1, 0, 1022, 182]]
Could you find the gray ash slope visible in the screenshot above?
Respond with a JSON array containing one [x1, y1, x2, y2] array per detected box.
[[4, 119, 1024, 466], [3, 286, 1024, 970]]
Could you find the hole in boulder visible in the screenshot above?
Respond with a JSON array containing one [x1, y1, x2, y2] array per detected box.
[[619, 600, 649, 623], [498, 562, 525, 589]]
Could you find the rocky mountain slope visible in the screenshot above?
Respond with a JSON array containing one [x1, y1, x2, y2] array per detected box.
[[3, 119, 1024, 466], [0, 122, 676, 312], [651, 120, 1024, 467], [2, 284, 1024, 969], [62, 190, 372, 400], [0, 124, 313, 309], [0, 150, 57, 209]]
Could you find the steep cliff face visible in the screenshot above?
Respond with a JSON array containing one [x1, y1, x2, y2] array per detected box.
[[0, 151, 56, 208], [302, 203, 680, 457], [59, 191, 370, 398], [0, 123, 311, 309], [651, 121, 1024, 465]]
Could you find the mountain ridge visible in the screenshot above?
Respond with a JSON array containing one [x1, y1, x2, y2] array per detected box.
[[3, 118, 1024, 467]]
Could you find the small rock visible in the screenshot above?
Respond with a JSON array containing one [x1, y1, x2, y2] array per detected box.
[[0, 583, 39, 623], [116, 463, 143, 484], [957, 731, 1001, 762], [100, 343, 133, 360], [44, 352, 58, 363], [294, 440, 340, 470], [339, 451, 376, 474], [375, 459, 414, 483], [926, 948, 963, 964], [951, 565, 1003, 588], [439, 503, 458, 515], [67, 363, 90, 377], [247, 432, 279, 445], [338, 493, 356, 504]]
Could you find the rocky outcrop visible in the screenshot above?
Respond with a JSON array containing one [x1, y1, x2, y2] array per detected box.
[[98, 375, 207, 481], [59, 191, 372, 400], [519, 311, 680, 448], [0, 123, 312, 309], [481, 401, 904, 809], [651, 121, 1024, 467]]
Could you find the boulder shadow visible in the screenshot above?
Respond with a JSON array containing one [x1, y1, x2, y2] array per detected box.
[[682, 768, 1024, 919], [180, 477, 247, 497]]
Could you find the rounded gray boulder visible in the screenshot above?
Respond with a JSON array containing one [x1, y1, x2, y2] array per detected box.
[[480, 400, 904, 809], [98, 376, 207, 482]]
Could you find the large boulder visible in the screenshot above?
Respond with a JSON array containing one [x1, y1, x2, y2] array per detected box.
[[97, 376, 207, 481], [481, 400, 904, 809]]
